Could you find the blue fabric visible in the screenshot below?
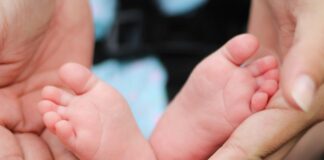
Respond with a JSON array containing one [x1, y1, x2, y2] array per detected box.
[[92, 56, 168, 138], [90, 0, 117, 40], [156, 0, 208, 16], [90, 0, 208, 39]]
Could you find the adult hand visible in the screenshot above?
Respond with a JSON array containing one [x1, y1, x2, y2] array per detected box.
[[210, 88, 324, 159], [285, 121, 324, 160], [0, 0, 93, 159], [249, 0, 324, 112], [210, 0, 324, 159]]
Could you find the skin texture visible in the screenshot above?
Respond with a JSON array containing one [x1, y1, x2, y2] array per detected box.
[[150, 34, 279, 160], [0, 0, 323, 159], [248, 0, 324, 109], [0, 0, 93, 159], [39, 63, 156, 160], [209, 0, 324, 159], [209, 87, 324, 160], [38, 35, 278, 160], [285, 121, 324, 160]]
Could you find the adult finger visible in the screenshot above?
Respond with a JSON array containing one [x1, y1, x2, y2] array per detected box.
[[15, 133, 53, 160], [209, 108, 306, 160], [285, 121, 324, 160], [281, 0, 324, 112], [41, 129, 78, 160], [265, 132, 304, 160], [209, 86, 324, 160], [0, 126, 23, 160]]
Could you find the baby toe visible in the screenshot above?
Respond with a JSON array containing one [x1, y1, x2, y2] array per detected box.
[[55, 120, 76, 146], [258, 80, 278, 96], [42, 86, 73, 106], [222, 34, 259, 66], [247, 56, 278, 77], [43, 111, 62, 133], [57, 106, 70, 120], [59, 63, 98, 95], [38, 100, 59, 115], [262, 69, 279, 81], [251, 92, 268, 112]]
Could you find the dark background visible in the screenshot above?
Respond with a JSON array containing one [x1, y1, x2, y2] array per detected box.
[[94, 0, 251, 100]]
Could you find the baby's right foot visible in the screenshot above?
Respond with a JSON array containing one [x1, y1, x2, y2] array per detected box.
[[38, 63, 155, 160], [150, 34, 279, 159]]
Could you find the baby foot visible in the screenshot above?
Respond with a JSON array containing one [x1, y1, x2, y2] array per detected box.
[[150, 34, 279, 160], [38, 63, 155, 160]]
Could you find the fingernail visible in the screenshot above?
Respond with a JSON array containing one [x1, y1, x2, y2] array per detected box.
[[291, 75, 316, 112]]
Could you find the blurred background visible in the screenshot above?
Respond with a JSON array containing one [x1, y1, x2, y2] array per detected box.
[[90, 0, 250, 137]]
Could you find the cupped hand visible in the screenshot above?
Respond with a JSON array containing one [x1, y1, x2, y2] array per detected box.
[[210, 0, 324, 159], [210, 87, 324, 159], [0, 0, 93, 159], [249, 0, 324, 112]]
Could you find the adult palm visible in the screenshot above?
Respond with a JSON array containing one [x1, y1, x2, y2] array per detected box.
[[0, 0, 93, 159]]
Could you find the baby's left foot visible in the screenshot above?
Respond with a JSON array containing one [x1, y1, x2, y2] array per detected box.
[[38, 63, 155, 160]]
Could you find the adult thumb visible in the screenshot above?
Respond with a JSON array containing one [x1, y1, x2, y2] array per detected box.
[[281, 9, 324, 112]]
